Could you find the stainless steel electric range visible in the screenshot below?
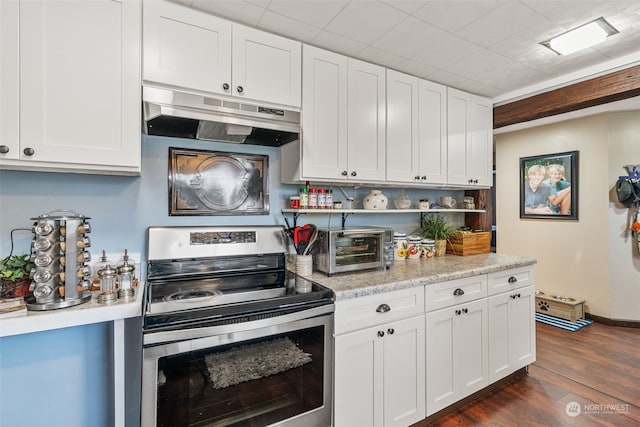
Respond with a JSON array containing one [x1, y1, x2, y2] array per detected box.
[[141, 225, 334, 427]]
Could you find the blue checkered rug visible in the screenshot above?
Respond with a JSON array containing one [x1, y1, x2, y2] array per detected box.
[[535, 313, 594, 331]]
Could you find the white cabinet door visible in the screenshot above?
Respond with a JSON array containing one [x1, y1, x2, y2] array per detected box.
[[447, 88, 493, 186], [15, 0, 140, 172], [426, 298, 488, 416], [447, 88, 470, 186], [300, 45, 348, 181], [457, 298, 489, 397], [418, 80, 447, 185], [488, 285, 536, 382], [143, 0, 232, 96], [334, 325, 384, 427], [383, 315, 426, 427], [335, 315, 425, 427], [232, 24, 301, 107], [426, 305, 456, 415], [386, 70, 419, 183], [0, 0, 19, 160], [468, 96, 492, 186], [347, 58, 386, 182]]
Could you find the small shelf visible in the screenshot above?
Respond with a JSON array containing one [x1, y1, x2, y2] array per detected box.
[[282, 208, 485, 214], [282, 208, 486, 227]]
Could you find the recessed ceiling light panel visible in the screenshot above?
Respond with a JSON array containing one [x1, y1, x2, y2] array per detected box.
[[540, 17, 619, 55]]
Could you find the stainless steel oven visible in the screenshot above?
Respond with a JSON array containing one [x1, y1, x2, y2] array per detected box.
[[141, 226, 334, 427]]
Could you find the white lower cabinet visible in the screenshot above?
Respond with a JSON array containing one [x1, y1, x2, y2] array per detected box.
[[425, 297, 489, 416], [334, 287, 425, 427], [334, 267, 535, 424], [488, 285, 536, 383]]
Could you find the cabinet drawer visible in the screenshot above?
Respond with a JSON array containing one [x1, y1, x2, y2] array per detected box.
[[425, 275, 487, 312], [335, 287, 425, 335], [488, 266, 534, 296]]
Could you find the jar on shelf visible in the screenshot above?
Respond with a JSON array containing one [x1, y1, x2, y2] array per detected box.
[[289, 195, 300, 209], [393, 232, 407, 260], [299, 188, 309, 209], [308, 188, 318, 209]]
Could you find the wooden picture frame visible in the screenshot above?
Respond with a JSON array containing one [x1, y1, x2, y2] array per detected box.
[[520, 151, 578, 220]]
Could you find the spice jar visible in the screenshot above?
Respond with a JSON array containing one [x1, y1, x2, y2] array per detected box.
[[289, 195, 300, 209], [299, 188, 309, 209]]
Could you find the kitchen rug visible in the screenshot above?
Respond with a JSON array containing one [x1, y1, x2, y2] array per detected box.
[[535, 313, 593, 331], [204, 337, 311, 389]]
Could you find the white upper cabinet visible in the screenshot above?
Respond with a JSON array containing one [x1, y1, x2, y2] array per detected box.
[[447, 88, 493, 186], [283, 45, 385, 183], [143, 0, 301, 108], [298, 45, 348, 181], [1, 0, 141, 175], [346, 58, 386, 182], [386, 70, 419, 183], [143, 0, 231, 96], [0, 0, 19, 160], [386, 71, 447, 185], [418, 79, 447, 184], [232, 24, 302, 108]]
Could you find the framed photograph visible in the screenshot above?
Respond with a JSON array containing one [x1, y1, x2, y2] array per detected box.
[[168, 147, 269, 216], [520, 151, 578, 220]]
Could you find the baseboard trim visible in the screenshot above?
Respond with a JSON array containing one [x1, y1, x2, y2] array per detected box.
[[417, 367, 528, 425], [587, 313, 640, 328]]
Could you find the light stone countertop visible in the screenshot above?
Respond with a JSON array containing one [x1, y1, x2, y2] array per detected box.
[[293, 253, 536, 301]]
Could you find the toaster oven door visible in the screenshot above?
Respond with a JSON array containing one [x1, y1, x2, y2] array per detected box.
[[332, 232, 384, 273]]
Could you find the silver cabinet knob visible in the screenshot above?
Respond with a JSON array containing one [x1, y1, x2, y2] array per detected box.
[[0, 145, 9, 154], [23, 147, 35, 156]]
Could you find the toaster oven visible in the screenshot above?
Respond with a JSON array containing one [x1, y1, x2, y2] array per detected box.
[[313, 227, 394, 275]]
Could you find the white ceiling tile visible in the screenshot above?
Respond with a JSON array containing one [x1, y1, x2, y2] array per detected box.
[[371, 16, 448, 58], [266, 0, 349, 29], [191, 0, 266, 26], [412, 35, 483, 69], [381, 0, 426, 14], [412, 0, 506, 33], [257, 11, 322, 42], [356, 46, 405, 68], [310, 30, 368, 57], [324, 0, 408, 45], [393, 59, 441, 80], [455, 1, 548, 48]]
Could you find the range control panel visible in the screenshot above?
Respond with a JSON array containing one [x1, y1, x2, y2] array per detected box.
[[190, 231, 257, 245]]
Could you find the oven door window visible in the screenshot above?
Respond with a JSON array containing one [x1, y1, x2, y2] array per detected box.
[[334, 235, 381, 266], [153, 325, 327, 427]]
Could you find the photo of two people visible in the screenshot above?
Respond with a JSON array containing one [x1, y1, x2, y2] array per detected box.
[[520, 151, 578, 220]]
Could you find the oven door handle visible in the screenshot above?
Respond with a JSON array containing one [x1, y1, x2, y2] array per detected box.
[[143, 303, 334, 346]]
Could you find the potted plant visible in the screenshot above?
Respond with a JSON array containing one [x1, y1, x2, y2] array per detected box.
[[0, 254, 34, 299], [419, 214, 456, 256]]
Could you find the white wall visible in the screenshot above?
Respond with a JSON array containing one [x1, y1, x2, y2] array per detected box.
[[495, 111, 640, 320]]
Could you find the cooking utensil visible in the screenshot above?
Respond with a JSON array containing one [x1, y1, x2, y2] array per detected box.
[[295, 224, 316, 255], [303, 226, 319, 255]]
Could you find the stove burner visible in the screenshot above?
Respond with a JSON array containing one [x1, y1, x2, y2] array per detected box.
[[163, 289, 223, 302]]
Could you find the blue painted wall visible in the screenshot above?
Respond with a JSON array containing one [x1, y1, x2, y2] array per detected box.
[[0, 135, 463, 426]]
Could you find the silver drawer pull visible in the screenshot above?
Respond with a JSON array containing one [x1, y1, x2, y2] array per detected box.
[[508, 276, 517, 283], [453, 288, 464, 296], [376, 303, 391, 313]]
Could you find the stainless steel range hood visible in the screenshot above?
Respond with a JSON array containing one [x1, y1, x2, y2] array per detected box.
[[143, 86, 300, 147]]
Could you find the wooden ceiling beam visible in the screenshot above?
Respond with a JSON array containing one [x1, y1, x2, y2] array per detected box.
[[493, 64, 640, 129]]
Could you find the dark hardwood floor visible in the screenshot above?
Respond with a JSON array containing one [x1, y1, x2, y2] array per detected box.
[[419, 321, 640, 426]]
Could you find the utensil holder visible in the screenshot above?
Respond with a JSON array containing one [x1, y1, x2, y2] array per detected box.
[[295, 255, 313, 277]]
